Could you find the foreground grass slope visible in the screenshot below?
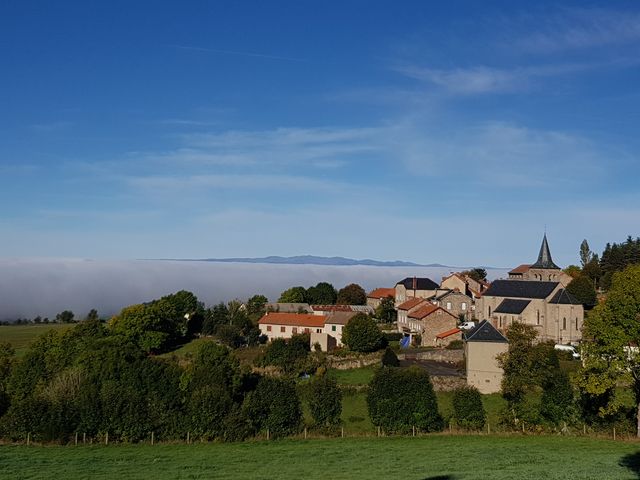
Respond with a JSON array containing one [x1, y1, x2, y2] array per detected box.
[[2, 436, 639, 479]]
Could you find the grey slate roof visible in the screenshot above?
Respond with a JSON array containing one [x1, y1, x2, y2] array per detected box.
[[465, 320, 508, 343], [530, 234, 560, 269], [482, 280, 559, 299], [396, 277, 439, 290], [494, 298, 531, 314], [548, 289, 582, 305]]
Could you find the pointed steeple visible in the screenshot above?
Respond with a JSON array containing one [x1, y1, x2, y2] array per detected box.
[[531, 233, 560, 269]]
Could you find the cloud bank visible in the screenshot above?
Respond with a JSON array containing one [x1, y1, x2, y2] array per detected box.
[[0, 259, 508, 320]]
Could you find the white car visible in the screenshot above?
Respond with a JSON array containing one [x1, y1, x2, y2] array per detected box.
[[459, 321, 476, 330], [554, 344, 580, 359]]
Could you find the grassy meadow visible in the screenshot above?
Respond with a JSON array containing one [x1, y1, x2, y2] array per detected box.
[[2, 435, 640, 479], [0, 324, 73, 356]]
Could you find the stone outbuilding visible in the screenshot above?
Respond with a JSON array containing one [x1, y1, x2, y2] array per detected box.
[[464, 320, 508, 394]]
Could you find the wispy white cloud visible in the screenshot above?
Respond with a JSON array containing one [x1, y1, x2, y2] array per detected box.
[[516, 8, 640, 53], [394, 61, 606, 95], [127, 173, 347, 192]]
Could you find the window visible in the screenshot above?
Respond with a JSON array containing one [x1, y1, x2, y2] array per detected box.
[[461, 302, 467, 310], [266, 325, 272, 332], [305, 328, 310, 333], [292, 327, 298, 334], [576, 318, 579, 330], [446, 302, 452, 310], [316, 328, 322, 333], [488, 306, 492, 317], [562, 317, 566, 330], [280, 326, 286, 333], [537, 310, 540, 325], [332, 325, 336, 332]]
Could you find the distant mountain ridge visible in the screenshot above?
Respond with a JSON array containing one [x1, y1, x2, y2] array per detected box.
[[190, 255, 451, 267]]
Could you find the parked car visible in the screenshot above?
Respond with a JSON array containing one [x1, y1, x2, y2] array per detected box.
[[554, 344, 580, 359], [459, 321, 476, 330]]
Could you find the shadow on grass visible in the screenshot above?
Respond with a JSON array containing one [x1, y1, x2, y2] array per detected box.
[[421, 476, 457, 480], [620, 452, 640, 478]]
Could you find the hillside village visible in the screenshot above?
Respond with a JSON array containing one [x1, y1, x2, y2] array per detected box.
[[258, 233, 584, 394]]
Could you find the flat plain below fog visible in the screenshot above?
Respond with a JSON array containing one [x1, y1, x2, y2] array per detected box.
[[0, 258, 508, 320]]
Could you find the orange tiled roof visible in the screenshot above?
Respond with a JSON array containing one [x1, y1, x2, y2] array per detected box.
[[258, 312, 326, 328], [407, 303, 440, 319], [397, 297, 426, 311], [436, 327, 462, 339], [367, 287, 396, 299], [509, 264, 531, 274]]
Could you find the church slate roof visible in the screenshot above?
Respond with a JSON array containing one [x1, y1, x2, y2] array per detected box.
[[396, 277, 439, 290], [530, 234, 560, 269], [493, 298, 531, 314], [465, 320, 508, 343], [482, 280, 559, 299], [548, 289, 582, 305]]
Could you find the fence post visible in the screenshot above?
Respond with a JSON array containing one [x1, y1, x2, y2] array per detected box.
[[449, 421, 452, 433], [412, 426, 415, 437], [487, 423, 490, 435], [304, 427, 307, 440], [377, 426, 380, 437], [187, 432, 190, 444], [522, 422, 525, 434], [105, 432, 109, 446], [75, 432, 78, 446], [151, 431, 154, 446], [26, 432, 30, 446], [613, 427, 616, 441], [583, 424, 586, 435], [83, 432, 86, 444], [341, 427, 344, 438], [266, 429, 270, 440]]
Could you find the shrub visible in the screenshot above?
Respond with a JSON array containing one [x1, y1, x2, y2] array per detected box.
[[452, 386, 486, 430], [342, 314, 386, 353], [540, 369, 576, 426], [244, 377, 302, 438], [381, 347, 400, 367], [262, 334, 311, 374], [367, 366, 443, 433], [308, 375, 342, 427], [446, 340, 463, 350]]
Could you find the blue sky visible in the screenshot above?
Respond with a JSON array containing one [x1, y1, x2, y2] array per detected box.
[[1, 1, 639, 267]]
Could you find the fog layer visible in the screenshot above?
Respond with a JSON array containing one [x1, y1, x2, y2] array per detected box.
[[0, 259, 508, 319]]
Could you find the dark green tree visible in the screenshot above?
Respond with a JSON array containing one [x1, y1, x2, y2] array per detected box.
[[367, 366, 443, 433], [566, 275, 597, 308], [342, 313, 385, 353], [540, 369, 576, 426], [375, 297, 397, 323], [244, 377, 302, 438], [278, 286, 307, 303], [306, 282, 337, 305], [308, 375, 342, 428], [452, 385, 486, 430], [55, 310, 75, 323], [336, 283, 366, 305], [381, 347, 400, 367]]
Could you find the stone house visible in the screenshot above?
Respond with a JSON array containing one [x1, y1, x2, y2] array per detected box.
[[366, 287, 395, 309], [258, 313, 325, 341], [394, 277, 439, 305], [440, 272, 489, 298], [432, 290, 473, 320], [407, 303, 460, 347], [464, 320, 508, 394]]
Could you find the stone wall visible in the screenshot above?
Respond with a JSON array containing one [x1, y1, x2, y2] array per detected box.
[[398, 349, 464, 363], [326, 352, 382, 370], [431, 375, 466, 392]]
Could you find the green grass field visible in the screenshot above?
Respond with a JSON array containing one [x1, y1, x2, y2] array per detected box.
[[0, 324, 73, 356], [328, 366, 376, 385], [1, 436, 639, 479]]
